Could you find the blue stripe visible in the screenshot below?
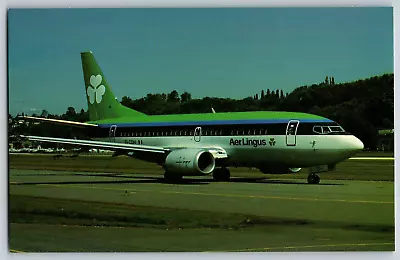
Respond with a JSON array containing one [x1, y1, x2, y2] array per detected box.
[[97, 118, 333, 128]]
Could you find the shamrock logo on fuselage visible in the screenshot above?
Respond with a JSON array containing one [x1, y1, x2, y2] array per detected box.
[[87, 75, 106, 104], [269, 138, 276, 146]]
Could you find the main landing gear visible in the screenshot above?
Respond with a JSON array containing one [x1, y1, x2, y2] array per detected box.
[[213, 167, 231, 182], [307, 173, 320, 184]]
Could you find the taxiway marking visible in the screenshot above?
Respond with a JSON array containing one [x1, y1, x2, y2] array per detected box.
[[349, 157, 394, 160], [32, 183, 394, 204], [225, 242, 394, 252], [10, 249, 25, 253]]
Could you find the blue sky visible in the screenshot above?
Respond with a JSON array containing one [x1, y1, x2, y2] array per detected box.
[[8, 7, 393, 116]]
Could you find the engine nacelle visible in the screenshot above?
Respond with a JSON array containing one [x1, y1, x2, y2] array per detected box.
[[164, 149, 215, 176], [259, 167, 302, 174]]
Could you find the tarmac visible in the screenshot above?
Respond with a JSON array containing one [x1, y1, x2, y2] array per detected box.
[[9, 169, 394, 226]]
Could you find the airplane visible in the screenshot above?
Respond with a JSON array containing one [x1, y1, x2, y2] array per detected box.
[[21, 51, 364, 184]]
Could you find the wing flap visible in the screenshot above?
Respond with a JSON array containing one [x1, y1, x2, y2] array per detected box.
[[21, 135, 168, 154]]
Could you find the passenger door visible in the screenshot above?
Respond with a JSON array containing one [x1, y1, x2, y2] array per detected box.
[[194, 127, 202, 142], [286, 120, 299, 146], [109, 125, 117, 142]]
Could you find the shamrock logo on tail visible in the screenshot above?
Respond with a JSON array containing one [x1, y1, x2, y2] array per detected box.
[[87, 75, 106, 104]]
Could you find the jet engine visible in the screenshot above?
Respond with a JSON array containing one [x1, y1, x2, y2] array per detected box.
[[164, 149, 215, 176], [259, 167, 302, 174]]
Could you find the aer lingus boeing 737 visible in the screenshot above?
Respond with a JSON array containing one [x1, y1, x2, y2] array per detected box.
[[22, 51, 364, 184]]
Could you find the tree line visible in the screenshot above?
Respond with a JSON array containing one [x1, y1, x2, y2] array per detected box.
[[9, 73, 394, 150]]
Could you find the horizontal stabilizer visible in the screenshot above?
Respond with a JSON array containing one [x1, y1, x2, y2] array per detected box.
[[20, 116, 98, 127], [21, 135, 168, 154]]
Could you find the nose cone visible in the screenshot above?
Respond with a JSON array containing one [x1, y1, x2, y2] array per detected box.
[[351, 136, 364, 151]]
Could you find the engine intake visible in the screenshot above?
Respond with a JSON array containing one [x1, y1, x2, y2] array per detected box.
[[164, 149, 215, 176]]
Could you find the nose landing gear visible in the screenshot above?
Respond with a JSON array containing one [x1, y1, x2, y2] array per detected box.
[[307, 173, 320, 184]]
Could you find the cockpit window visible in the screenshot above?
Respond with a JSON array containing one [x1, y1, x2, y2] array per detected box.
[[312, 126, 322, 134], [329, 126, 345, 133], [322, 126, 330, 134], [313, 124, 345, 135]]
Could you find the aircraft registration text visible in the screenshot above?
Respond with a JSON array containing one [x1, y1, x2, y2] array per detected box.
[[124, 140, 143, 145]]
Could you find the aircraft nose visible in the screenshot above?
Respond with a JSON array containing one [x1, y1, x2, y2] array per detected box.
[[351, 136, 364, 151]]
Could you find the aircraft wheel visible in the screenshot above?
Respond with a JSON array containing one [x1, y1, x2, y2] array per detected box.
[[307, 173, 320, 184], [164, 171, 183, 184], [213, 167, 230, 182]]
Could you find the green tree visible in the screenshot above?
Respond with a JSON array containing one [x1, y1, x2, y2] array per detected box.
[[40, 109, 49, 118], [168, 90, 180, 103], [266, 89, 271, 99], [180, 92, 192, 103], [65, 107, 76, 118]]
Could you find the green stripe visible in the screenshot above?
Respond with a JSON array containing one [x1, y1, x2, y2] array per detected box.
[[89, 111, 327, 125]]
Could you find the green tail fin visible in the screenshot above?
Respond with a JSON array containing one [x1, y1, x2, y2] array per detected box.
[[80, 51, 146, 121]]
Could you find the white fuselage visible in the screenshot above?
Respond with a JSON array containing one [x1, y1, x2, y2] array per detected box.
[[95, 133, 362, 168]]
